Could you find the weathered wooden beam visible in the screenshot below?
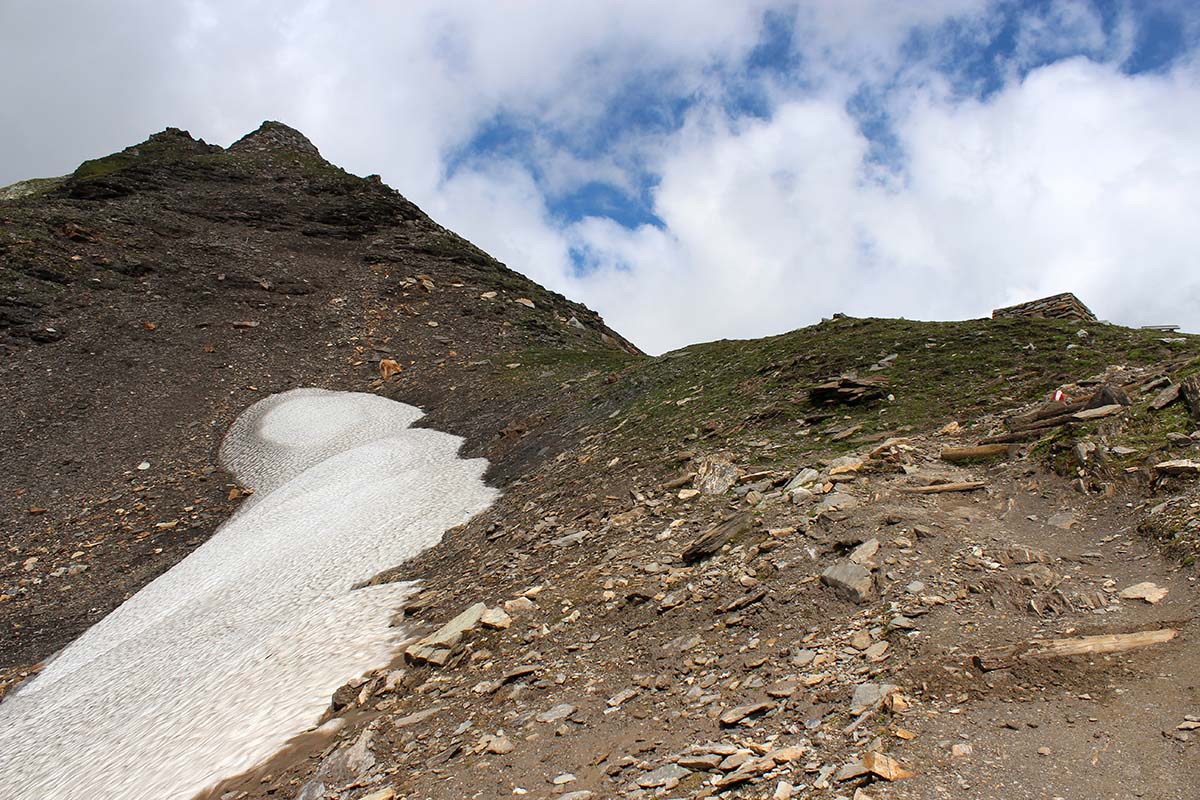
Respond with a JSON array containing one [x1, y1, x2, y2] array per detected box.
[[897, 481, 986, 494], [1007, 399, 1089, 429], [973, 628, 1178, 671], [940, 444, 1013, 462], [682, 512, 753, 563]]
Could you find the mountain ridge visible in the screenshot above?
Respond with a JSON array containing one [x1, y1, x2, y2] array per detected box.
[[4, 123, 1200, 800]]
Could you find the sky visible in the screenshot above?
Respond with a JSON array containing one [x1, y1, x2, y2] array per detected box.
[[3, 0, 1200, 354]]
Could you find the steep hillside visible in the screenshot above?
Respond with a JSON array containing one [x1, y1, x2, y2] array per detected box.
[[0, 122, 636, 672]]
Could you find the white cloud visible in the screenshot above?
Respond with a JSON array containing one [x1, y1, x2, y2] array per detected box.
[[444, 56, 1200, 353], [3, 2, 1200, 353]]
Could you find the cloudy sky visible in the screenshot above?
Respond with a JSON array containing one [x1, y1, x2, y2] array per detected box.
[[3, 1, 1199, 353]]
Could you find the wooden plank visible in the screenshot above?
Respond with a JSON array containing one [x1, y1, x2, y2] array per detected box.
[[682, 512, 753, 563], [1072, 403, 1124, 421], [979, 428, 1057, 445], [940, 444, 1012, 462], [1007, 399, 1089, 429], [974, 628, 1178, 671], [897, 481, 986, 494]]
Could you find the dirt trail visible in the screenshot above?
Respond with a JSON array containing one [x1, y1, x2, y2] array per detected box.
[[886, 468, 1198, 800]]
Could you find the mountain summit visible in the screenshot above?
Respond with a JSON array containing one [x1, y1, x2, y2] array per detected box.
[[229, 120, 322, 156]]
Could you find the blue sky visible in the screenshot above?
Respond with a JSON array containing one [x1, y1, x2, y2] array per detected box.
[[3, 0, 1200, 352]]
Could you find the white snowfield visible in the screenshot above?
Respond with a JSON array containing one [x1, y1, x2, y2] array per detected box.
[[0, 389, 497, 800]]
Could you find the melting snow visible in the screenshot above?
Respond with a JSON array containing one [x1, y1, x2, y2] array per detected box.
[[0, 389, 497, 800]]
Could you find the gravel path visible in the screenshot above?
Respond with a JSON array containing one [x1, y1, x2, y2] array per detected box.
[[0, 389, 497, 800]]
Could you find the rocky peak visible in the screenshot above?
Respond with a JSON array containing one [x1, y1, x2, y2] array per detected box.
[[229, 121, 321, 157]]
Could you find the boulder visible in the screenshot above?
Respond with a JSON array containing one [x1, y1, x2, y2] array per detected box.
[[821, 562, 874, 603]]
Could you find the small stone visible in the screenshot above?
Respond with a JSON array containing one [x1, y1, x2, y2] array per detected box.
[[678, 488, 700, 501], [719, 752, 752, 771], [694, 454, 739, 494], [557, 793, 593, 800], [1038, 746, 1052, 756], [789, 487, 815, 504], [480, 607, 513, 629], [821, 562, 875, 603], [537, 704, 576, 724], [862, 751, 913, 780], [828, 456, 864, 475], [1047, 512, 1077, 529], [863, 641, 889, 661], [850, 682, 899, 715], [514, 297, 536, 308], [950, 743, 973, 757], [504, 596, 536, 615], [905, 581, 925, 594], [677, 753, 722, 770], [769, 745, 808, 764], [849, 629, 872, 651], [719, 701, 774, 727], [551, 773, 576, 785], [848, 538, 880, 566], [485, 734, 516, 754], [137, 461, 151, 470], [835, 761, 869, 782], [607, 688, 639, 707], [784, 468, 820, 491], [766, 678, 800, 698], [1119, 582, 1168, 604], [1154, 459, 1200, 476], [393, 707, 441, 728], [636, 763, 690, 788], [359, 790, 394, 800], [774, 781, 794, 800]]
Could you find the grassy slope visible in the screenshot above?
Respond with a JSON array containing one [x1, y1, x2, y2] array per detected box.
[[513, 316, 1199, 465]]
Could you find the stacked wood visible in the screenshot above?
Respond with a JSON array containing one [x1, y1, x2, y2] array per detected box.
[[984, 384, 1130, 444], [809, 375, 888, 406]]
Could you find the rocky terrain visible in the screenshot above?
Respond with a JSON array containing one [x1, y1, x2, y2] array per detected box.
[[3, 123, 1199, 799]]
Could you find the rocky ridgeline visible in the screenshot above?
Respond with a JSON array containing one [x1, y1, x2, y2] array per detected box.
[[209, 360, 1200, 800]]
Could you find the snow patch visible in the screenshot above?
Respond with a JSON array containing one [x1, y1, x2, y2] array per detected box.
[[0, 389, 497, 800]]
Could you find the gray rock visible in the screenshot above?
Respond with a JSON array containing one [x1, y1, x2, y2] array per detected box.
[[850, 681, 899, 714], [695, 454, 739, 494], [820, 562, 875, 603], [537, 703, 577, 723], [405, 602, 487, 665], [315, 721, 378, 782], [814, 492, 859, 515], [848, 538, 880, 566], [719, 701, 774, 727], [293, 780, 327, 800], [637, 763, 690, 788]]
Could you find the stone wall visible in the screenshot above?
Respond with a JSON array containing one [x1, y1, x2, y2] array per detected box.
[[992, 292, 1096, 322]]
